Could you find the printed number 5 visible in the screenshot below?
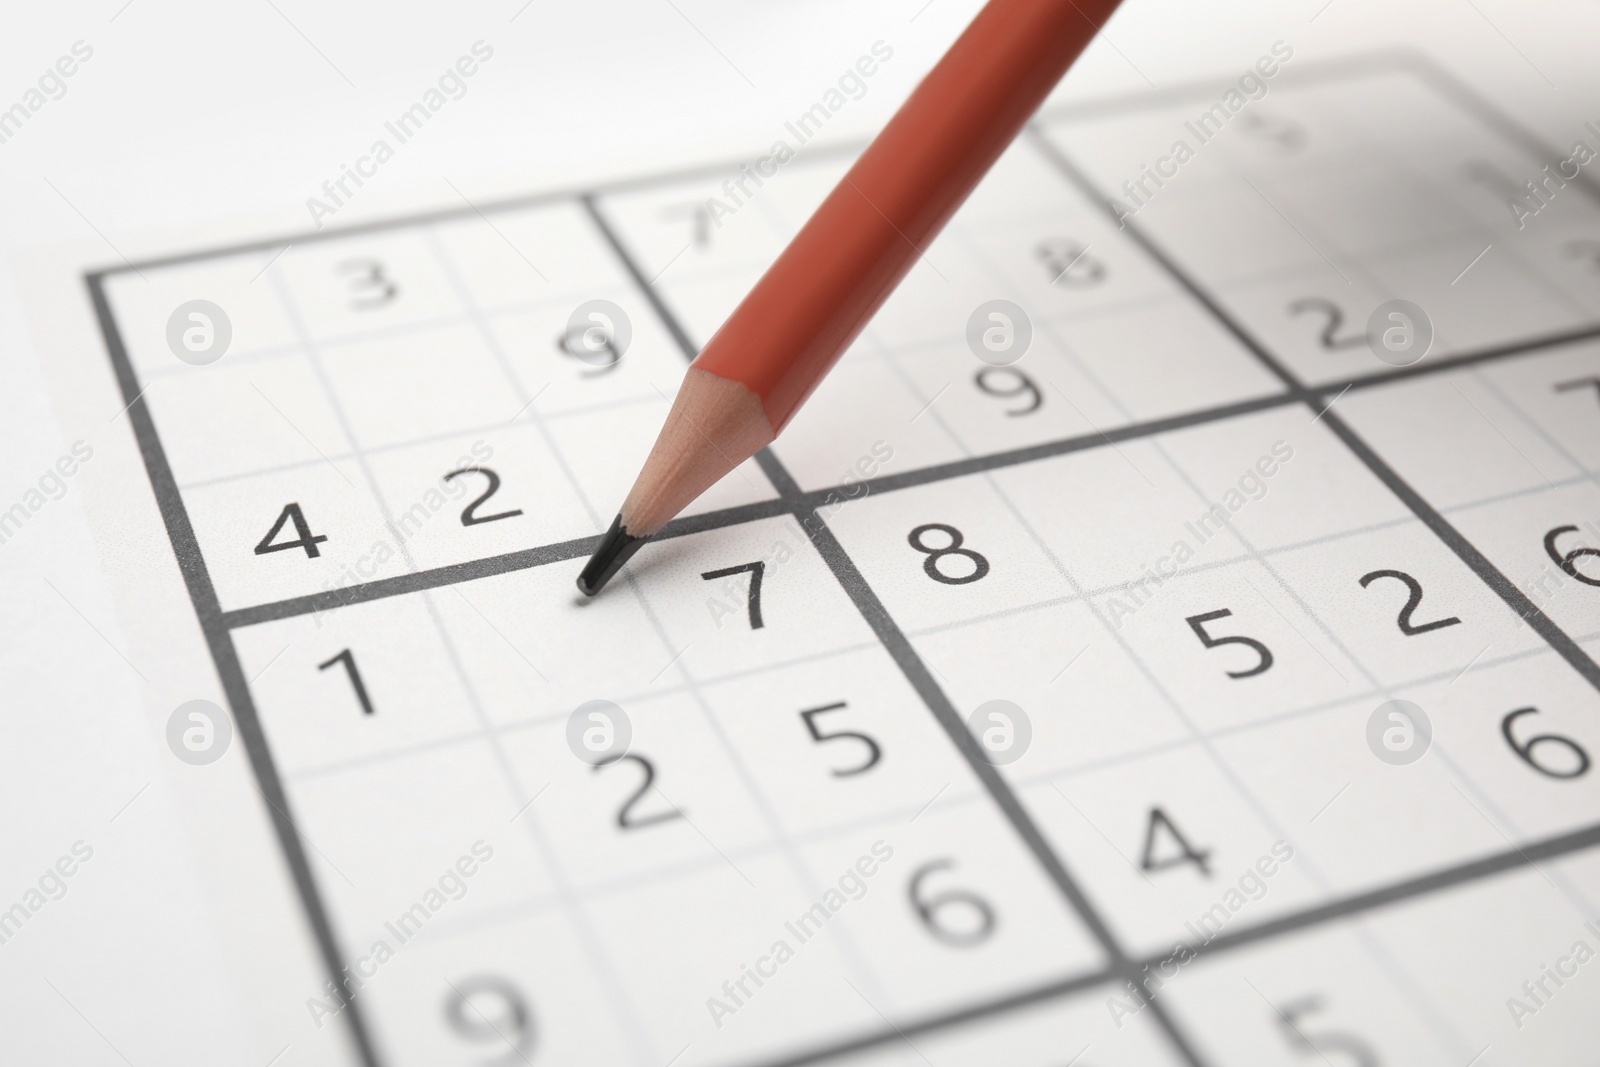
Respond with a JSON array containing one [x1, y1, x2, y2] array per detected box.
[[1186, 609, 1273, 678], [1275, 995, 1380, 1066]]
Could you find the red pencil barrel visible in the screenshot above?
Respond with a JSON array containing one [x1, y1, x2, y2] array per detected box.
[[692, 0, 1124, 431]]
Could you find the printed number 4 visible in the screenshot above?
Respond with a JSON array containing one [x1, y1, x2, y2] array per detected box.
[[255, 503, 328, 558]]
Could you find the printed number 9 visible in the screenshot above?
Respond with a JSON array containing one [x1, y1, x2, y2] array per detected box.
[[444, 974, 535, 1065]]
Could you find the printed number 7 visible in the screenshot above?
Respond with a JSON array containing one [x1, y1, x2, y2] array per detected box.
[[1186, 609, 1273, 678], [701, 562, 766, 629]]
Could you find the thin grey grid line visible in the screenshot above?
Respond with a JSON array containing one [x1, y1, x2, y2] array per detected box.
[[175, 389, 671, 494], [424, 222, 611, 534], [1026, 105, 1600, 1048], [134, 276, 646, 383], [210, 351, 1600, 631], [594, 208, 908, 1013], [1143, 439, 1487, 1051], [591, 173, 1216, 1061], [272, 242, 664, 1064], [87, 54, 1600, 1067], [264, 268, 419, 574], [341, 781, 993, 954], [417, 586, 663, 1065]]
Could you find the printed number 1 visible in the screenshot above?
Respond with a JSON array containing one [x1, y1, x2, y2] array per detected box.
[[318, 649, 375, 715]]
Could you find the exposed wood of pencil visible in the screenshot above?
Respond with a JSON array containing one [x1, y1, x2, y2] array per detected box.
[[578, 0, 1123, 596], [619, 367, 774, 536]]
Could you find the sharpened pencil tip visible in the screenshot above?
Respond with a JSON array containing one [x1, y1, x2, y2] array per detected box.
[[576, 515, 649, 597]]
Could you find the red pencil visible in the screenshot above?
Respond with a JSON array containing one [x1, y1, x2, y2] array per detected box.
[[578, 0, 1125, 595]]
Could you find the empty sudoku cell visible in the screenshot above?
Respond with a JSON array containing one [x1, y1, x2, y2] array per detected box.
[[818, 989, 1182, 1067], [586, 852, 871, 1067], [1267, 158, 1469, 257], [316, 323, 520, 450], [1041, 300, 1284, 421], [769, 356, 968, 492], [1264, 519, 1546, 689], [541, 391, 776, 521], [1209, 686, 1524, 896], [985, 441, 1250, 592], [426, 559, 688, 729], [1095, 556, 1366, 732], [1018, 745, 1326, 957], [103, 254, 298, 377], [887, 333, 1132, 459], [358, 907, 638, 1067], [181, 461, 406, 609], [1080, 173, 1332, 286], [144, 350, 350, 486], [855, 228, 1038, 353], [1157, 407, 1413, 554], [908, 599, 1191, 779], [483, 282, 693, 418], [631, 267, 761, 351], [1506, 195, 1600, 319], [363, 425, 592, 571], [822, 473, 1075, 633], [700, 646, 982, 837], [282, 740, 554, 943], [627, 516, 877, 679], [231, 594, 481, 776], [1357, 862, 1600, 1067], [961, 136, 1099, 223], [1037, 107, 1237, 205], [1367, 234, 1589, 351], [1160, 921, 1464, 1065], [495, 688, 774, 890], [431, 201, 631, 312], [273, 231, 465, 342], [791, 801, 1104, 1019], [1338, 368, 1582, 510]]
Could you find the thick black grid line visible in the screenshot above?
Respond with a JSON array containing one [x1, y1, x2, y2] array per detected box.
[[1029, 124, 1600, 697], [86, 52, 1600, 1067], [86, 276, 383, 1067], [584, 195, 1215, 1066]]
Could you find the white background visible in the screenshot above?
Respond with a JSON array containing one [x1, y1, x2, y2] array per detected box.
[[1, 0, 1597, 1064]]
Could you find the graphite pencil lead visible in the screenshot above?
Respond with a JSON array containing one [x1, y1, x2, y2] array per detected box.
[[576, 515, 649, 597]]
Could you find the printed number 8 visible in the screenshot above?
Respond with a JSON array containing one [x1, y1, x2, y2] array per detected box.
[[908, 523, 990, 585]]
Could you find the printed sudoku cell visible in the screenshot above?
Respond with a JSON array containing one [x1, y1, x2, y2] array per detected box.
[[94, 55, 1600, 1067]]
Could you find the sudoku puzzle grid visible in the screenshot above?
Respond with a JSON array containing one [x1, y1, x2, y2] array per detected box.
[[91, 53, 1600, 1067]]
